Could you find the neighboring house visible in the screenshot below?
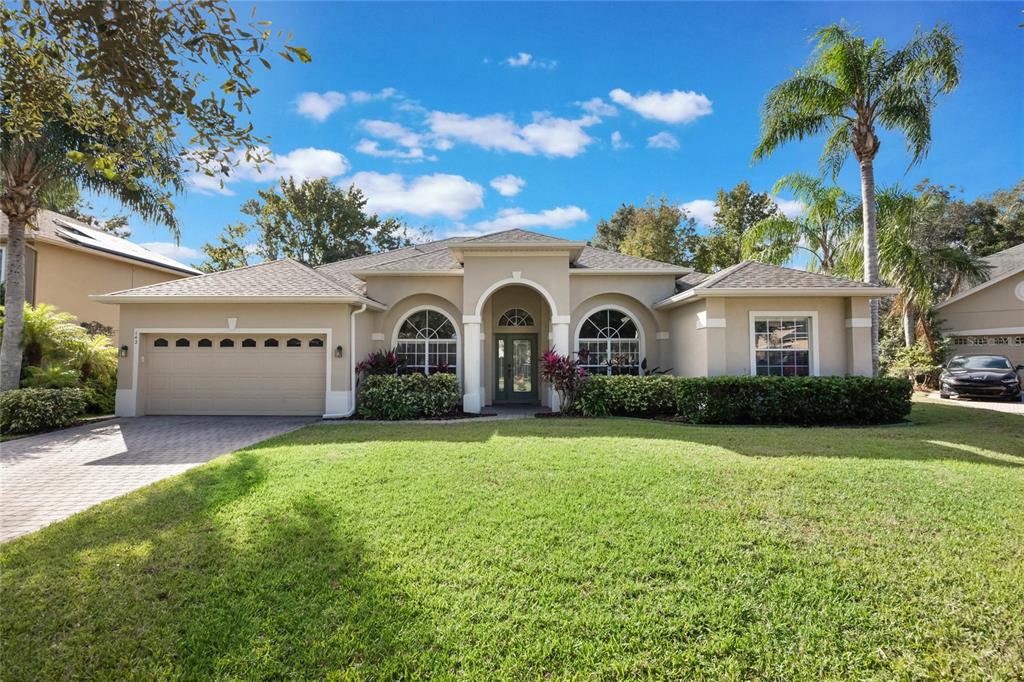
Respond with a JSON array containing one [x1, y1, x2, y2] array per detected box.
[[934, 242, 1024, 367], [94, 228, 896, 417], [0, 210, 200, 332]]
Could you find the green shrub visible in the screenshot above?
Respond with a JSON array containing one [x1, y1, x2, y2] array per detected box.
[[576, 375, 912, 425], [358, 372, 461, 420], [0, 388, 87, 434]]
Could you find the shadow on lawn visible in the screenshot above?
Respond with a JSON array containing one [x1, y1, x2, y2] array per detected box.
[[254, 401, 1024, 468], [1, 452, 431, 679]]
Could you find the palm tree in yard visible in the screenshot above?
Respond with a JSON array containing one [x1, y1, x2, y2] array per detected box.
[[838, 187, 986, 350], [741, 173, 857, 273], [752, 23, 962, 373]]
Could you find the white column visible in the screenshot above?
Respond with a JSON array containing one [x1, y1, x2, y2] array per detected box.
[[462, 316, 482, 413], [550, 315, 571, 412]]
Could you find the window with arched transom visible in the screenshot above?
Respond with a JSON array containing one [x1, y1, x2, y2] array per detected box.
[[396, 309, 458, 375], [576, 309, 641, 375], [497, 308, 535, 327]]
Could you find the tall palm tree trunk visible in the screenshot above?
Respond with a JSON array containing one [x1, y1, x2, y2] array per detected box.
[[903, 303, 915, 348], [0, 213, 27, 390], [859, 159, 880, 375]]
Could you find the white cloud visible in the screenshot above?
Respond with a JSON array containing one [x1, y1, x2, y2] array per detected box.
[[349, 88, 397, 104], [503, 52, 557, 69], [579, 97, 617, 116], [355, 140, 431, 160], [774, 198, 807, 219], [342, 172, 484, 219], [295, 91, 346, 122], [356, 119, 441, 160], [680, 199, 717, 226], [490, 174, 526, 197], [647, 131, 680, 150], [609, 88, 713, 124], [427, 111, 597, 158], [139, 242, 202, 261], [610, 131, 629, 150], [186, 146, 349, 194], [471, 205, 588, 232]]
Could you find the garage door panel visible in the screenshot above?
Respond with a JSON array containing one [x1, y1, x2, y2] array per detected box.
[[143, 334, 327, 415]]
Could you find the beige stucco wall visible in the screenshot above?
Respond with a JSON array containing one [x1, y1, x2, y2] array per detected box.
[[667, 300, 708, 376], [32, 242, 186, 331], [115, 303, 353, 400], [462, 254, 570, 318], [939, 272, 1024, 334]]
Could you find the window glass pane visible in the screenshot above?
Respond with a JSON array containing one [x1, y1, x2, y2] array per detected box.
[[154, 338, 168, 347], [309, 338, 324, 348], [753, 317, 812, 376], [241, 338, 256, 348], [398, 310, 429, 338], [577, 309, 641, 375], [198, 338, 212, 348], [286, 338, 301, 347], [220, 339, 234, 348], [264, 338, 279, 347], [175, 338, 190, 347]]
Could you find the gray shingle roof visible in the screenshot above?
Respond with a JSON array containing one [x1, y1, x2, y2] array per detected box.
[[369, 248, 462, 272], [676, 272, 711, 291], [700, 261, 872, 289], [103, 258, 365, 298], [460, 229, 570, 244], [0, 209, 200, 275], [573, 246, 686, 271], [982, 242, 1024, 281]]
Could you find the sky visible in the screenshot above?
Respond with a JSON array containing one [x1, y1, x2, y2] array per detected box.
[[93, 1, 1024, 266]]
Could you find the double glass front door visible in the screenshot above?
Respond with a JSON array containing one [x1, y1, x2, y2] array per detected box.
[[495, 334, 538, 403]]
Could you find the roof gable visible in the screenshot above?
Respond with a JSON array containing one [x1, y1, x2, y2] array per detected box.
[[460, 229, 570, 244], [935, 242, 1024, 309]]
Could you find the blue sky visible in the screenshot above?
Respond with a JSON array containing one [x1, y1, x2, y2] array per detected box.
[[100, 2, 1024, 265]]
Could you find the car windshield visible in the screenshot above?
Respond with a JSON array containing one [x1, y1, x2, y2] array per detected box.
[[947, 355, 1012, 370]]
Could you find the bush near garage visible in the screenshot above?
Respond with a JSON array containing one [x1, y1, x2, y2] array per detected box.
[[357, 373, 461, 420], [0, 387, 87, 434], [576, 375, 912, 425]]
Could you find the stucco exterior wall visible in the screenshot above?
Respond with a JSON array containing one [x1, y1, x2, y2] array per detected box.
[[363, 275, 462, 312], [462, 254, 570, 317], [33, 242, 186, 331], [667, 300, 708, 376], [939, 272, 1024, 334]]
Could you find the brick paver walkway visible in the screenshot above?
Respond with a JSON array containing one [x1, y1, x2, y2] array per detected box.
[[1, 416, 314, 542]]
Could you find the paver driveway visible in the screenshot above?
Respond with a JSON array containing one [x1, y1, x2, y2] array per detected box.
[[1, 416, 314, 542]]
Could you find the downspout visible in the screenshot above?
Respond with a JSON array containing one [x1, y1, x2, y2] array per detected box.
[[340, 303, 367, 417]]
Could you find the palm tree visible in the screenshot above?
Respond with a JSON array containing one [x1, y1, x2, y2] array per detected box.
[[1, 118, 177, 390], [741, 173, 857, 272], [837, 187, 986, 349], [753, 23, 961, 373]]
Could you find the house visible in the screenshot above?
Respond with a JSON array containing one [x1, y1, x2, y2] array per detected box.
[[0, 210, 200, 332], [94, 229, 896, 417], [934, 242, 1024, 367]]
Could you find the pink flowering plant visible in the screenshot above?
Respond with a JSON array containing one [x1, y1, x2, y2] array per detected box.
[[355, 348, 406, 376], [540, 348, 588, 414]]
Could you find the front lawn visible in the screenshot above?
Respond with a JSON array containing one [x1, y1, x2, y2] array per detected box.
[[3, 403, 1023, 679]]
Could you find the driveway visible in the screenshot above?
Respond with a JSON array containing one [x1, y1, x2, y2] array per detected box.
[[924, 393, 1024, 415], [1, 416, 314, 543]]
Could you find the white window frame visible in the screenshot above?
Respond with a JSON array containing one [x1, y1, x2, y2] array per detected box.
[[390, 305, 461, 379], [748, 311, 820, 377], [0, 245, 5, 283], [573, 304, 646, 376]]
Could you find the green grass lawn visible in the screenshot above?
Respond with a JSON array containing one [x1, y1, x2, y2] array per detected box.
[[3, 402, 1023, 679]]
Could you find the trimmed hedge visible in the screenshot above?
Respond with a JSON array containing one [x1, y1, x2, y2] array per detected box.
[[358, 373, 461, 420], [0, 387, 87, 434], [576, 375, 913, 425]]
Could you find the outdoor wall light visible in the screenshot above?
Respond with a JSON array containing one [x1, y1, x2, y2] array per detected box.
[[334, 345, 344, 358], [119, 345, 129, 358]]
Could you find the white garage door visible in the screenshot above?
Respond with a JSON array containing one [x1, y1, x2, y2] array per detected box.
[[143, 333, 327, 415], [950, 334, 1024, 368]]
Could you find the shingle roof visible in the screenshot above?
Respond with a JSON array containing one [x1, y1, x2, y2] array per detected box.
[[102, 258, 366, 298], [982, 242, 1024, 281], [369, 248, 462, 272], [573, 245, 687, 272], [461, 229, 570, 244], [700, 260, 872, 289], [676, 272, 711, 291], [0, 209, 200, 275]]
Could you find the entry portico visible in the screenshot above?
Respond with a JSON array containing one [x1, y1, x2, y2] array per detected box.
[[97, 229, 896, 417]]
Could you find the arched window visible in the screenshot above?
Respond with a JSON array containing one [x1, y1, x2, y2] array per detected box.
[[154, 338, 169, 347], [497, 308, 534, 327], [175, 338, 190, 348], [286, 338, 302, 347], [308, 338, 324, 348], [264, 338, 279, 347], [576, 309, 641, 375], [241, 338, 256, 348], [198, 338, 212, 348], [396, 309, 458, 375], [220, 338, 235, 348]]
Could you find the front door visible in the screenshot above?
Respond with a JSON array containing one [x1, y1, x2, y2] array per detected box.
[[495, 334, 538, 403]]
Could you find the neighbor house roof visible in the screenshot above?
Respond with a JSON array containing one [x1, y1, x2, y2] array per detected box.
[[0, 209, 200, 275], [92, 258, 384, 308], [654, 260, 898, 309], [934, 242, 1024, 309]]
